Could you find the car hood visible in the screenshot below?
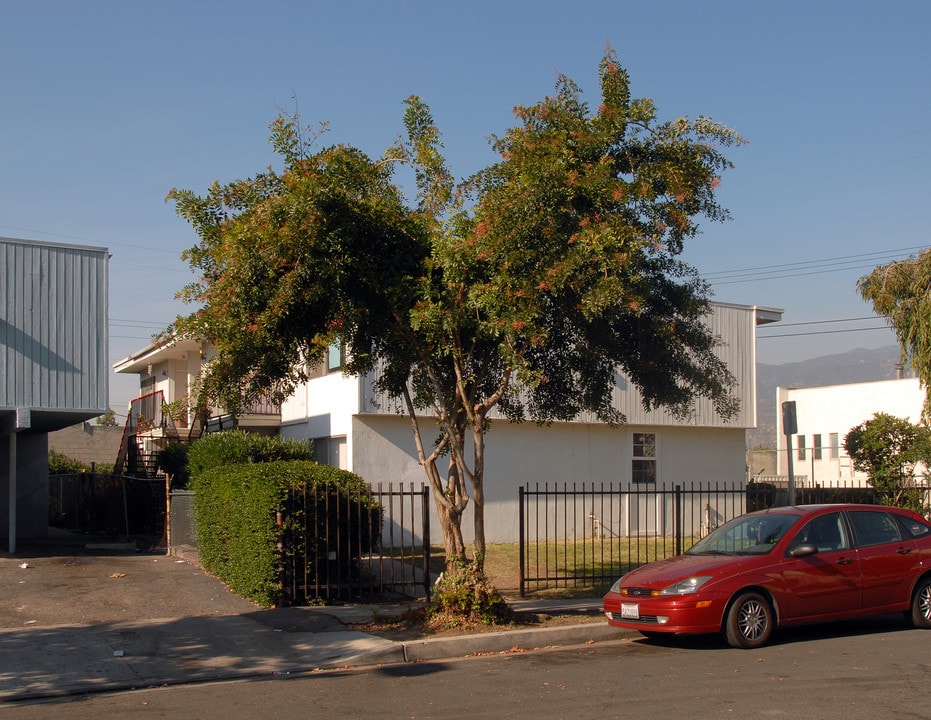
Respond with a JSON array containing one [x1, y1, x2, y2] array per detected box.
[[620, 553, 757, 589]]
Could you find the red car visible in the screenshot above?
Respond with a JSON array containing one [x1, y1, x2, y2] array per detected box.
[[603, 504, 931, 648]]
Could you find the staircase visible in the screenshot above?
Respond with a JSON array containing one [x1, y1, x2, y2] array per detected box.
[[114, 391, 181, 477]]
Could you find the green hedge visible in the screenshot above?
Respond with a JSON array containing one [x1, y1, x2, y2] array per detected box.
[[192, 460, 380, 607], [187, 428, 315, 476]]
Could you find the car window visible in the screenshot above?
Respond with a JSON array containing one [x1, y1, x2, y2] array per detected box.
[[788, 512, 850, 554], [687, 513, 797, 555], [893, 514, 931, 539], [848, 510, 903, 547]]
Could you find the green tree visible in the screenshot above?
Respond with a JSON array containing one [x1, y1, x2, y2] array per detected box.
[[167, 49, 742, 573], [95, 408, 118, 426], [858, 252, 931, 414], [844, 412, 929, 513]]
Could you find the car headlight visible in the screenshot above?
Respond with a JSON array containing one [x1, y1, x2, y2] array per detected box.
[[609, 577, 625, 594], [659, 576, 712, 596]]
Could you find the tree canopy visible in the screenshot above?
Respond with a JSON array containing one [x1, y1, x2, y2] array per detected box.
[[858, 252, 931, 416], [168, 49, 743, 570], [844, 412, 929, 513]]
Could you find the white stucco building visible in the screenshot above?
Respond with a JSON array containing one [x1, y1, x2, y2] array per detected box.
[[117, 302, 780, 542], [776, 376, 925, 487]]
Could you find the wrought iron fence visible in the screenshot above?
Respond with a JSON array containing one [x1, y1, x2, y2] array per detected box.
[[278, 482, 431, 604], [517, 480, 886, 597], [49, 473, 166, 539]]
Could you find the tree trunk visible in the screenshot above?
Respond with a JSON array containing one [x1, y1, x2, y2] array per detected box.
[[433, 488, 466, 567], [470, 417, 487, 571]]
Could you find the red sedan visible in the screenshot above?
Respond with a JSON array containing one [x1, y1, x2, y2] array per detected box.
[[603, 504, 931, 648]]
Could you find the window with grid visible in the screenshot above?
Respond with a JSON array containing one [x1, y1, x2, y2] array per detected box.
[[632, 432, 656, 484]]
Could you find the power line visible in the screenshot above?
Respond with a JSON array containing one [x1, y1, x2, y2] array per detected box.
[[703, 245, 929, 287], [771, 316, 880, 328], [757, 325, 891, 340], [703, 245, 926, 279]]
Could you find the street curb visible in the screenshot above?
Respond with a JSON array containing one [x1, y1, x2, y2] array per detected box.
[[0, 623, 633, 702], [397, 623, 627, 663]]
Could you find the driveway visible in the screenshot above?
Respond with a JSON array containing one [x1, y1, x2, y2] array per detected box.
[[2, 532, 257, 629]]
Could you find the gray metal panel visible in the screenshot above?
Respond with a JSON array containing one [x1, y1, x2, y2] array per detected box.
[[1, 236, 108, 413], [584, 302, 757, 428], [360, 302, 759, 429]]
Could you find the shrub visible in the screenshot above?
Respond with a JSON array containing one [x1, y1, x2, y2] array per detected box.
[[156, 442, 190, 489], [48, 450, 88, 474], [186, 429, 315, 478], [426, 560, 514, 627], [193, 460, 380, 607]]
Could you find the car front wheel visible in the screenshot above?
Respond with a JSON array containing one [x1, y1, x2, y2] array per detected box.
[[909, 577, 931, 629], [724, 592, 774, 649]]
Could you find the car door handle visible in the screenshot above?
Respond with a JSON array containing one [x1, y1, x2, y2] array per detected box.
[[837, 557, 855, 565], [896, 547, 913, 555]]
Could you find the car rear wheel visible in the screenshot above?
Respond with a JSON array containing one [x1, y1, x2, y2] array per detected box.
[[724, 592, 774, 649], [909, 577, 931, 629]]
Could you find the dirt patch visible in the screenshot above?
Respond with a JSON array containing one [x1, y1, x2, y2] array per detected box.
[[348, 605, 605, 642]]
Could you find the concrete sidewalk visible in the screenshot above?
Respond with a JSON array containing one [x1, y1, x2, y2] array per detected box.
[[0, 599, 626, 703]]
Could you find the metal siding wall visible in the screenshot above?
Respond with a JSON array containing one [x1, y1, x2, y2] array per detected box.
[[0, 237, 108, 411], [360, 303, 758, 429]]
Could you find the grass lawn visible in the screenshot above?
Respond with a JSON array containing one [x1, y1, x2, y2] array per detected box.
[[390, 537, 694, 598]]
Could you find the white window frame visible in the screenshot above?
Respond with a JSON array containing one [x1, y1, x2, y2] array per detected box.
[[632, 432, 657, 484]]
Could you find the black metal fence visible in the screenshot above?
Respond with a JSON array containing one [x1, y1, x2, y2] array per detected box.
[[49, 473, 166, 540], [518, 481, 884, 597], [277, 482, 432, 605]]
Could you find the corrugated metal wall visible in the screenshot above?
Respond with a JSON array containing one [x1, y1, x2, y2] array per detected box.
[[0, 237, 108, 411], [360, 302, 758, 429]]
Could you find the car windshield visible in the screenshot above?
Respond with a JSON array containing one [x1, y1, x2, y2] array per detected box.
[[686, 513, 799, 556]]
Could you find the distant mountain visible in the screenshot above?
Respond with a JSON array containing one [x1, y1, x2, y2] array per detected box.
[[749, 345, 907, 448]]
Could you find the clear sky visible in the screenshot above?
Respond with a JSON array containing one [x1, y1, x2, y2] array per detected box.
[[3, 0, 928, 420]]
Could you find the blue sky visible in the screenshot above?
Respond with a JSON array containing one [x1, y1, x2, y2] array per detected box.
[[3, 0, 928, 418]]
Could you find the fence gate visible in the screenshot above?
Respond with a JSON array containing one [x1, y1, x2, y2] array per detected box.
[[50, 473, 166, 540], [279, 482, 432, 605]]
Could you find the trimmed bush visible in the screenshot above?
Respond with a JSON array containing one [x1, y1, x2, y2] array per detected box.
[[187, 428, 315, 477], [193, 460, 380, 607]]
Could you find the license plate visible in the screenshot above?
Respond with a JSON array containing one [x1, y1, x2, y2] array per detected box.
[[621, 603, 640, 620]]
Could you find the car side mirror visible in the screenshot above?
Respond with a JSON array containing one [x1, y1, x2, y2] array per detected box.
[[790, 543, 818, 558]]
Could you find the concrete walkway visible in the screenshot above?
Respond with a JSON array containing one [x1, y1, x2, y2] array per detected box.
[[0, 598, 626, 702], [1, 537, 631, 703]]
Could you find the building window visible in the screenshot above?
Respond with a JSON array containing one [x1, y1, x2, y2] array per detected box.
[[798, 436, 806, 461], [813, 434, 822, 461], [632, 433, 656, 484], [829, 433, 839, 460], [308, 340, 345, 378], [326, 340, 344, 372]]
